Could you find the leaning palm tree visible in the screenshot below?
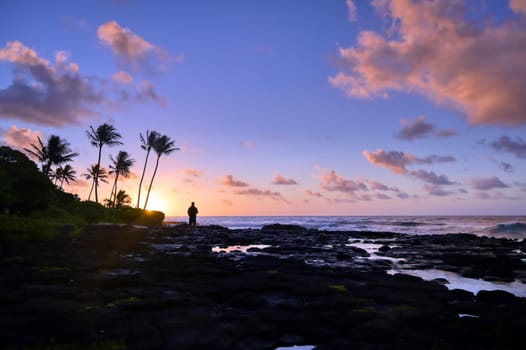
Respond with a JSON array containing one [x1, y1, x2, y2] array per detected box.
[[136, 130, 160, 208], [82, 164, 109, 202], [108, 151, 135, 207], [54, 164, 77, 190], [143, 134, 179, 210], [25, 135, 78, 178], [86, 124, 122, 203]]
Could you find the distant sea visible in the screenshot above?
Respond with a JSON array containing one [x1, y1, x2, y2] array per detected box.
[[165, 216, 526, 240]]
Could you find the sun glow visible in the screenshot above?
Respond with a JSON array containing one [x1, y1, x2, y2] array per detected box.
[[145, 193, 167, 213]]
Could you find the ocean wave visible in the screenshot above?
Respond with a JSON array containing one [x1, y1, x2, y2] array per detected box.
[[393, 221, 426, 227], [490, 222, 526, 234]]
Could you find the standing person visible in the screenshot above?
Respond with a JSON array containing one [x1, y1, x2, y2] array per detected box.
[[187, 202, 198, 226]]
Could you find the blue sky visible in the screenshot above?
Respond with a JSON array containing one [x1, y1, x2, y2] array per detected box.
[[1, 0, 525, 216]]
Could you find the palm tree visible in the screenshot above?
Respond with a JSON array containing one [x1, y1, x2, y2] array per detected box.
[[54, 164, 77, 190], [24, 135, 78, 177], [108, 151, 135, 207], [114, 190, 132, 208], [136, 130, 160, 208], [143, 134, 179, 210], [86, 124, 122, 203], [82, 164, 109, 202]]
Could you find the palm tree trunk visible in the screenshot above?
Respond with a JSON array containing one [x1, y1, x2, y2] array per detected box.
[[143, 155, 160, 210], [110, 173, 119, 207], [87, 181, 94, 201], [94, 145, 102, 203], [136, 149, 151, 208]]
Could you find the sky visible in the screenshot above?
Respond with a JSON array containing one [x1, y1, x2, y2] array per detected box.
[[1, 0, 526, 216]]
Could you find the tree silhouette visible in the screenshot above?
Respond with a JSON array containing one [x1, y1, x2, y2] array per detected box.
[[86, 124, 122, 203], [136, 130, 160, 208], [108, 151, 135, 207], [143, 134, 179, 210], [82, 164, 109, 202], [115, 190, 132, 208], [54, 164, 77, 190], [24, 135, 78, 178]]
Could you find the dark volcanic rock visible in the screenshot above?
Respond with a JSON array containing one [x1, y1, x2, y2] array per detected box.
[[1, 224, 525, 349]]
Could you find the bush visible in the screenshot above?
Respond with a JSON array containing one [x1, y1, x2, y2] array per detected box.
[[0, 215, 55, 241]]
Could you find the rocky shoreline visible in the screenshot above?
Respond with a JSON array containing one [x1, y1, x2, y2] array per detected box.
[[1, 224, 526, 349]]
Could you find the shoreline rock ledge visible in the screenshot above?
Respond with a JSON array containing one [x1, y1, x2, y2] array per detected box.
[[1, 224, 525, 349]]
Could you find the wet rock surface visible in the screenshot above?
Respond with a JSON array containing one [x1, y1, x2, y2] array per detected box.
[[1, 224, 526, 349]]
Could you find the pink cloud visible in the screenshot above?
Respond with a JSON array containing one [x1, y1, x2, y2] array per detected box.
[[220, 175, 249, 187], [97, 20, 181, 71], [112, 71, 133, 84], [510, 0, 526, 15], [183, 168, 203, 178], [272, 173, 298, 185], [363, 149, 416, 174], [330, 0, 526, 126], [235, 188, 287, 202], [319, 169, 368, 192], [0, 125, 43, 150], [306, 189, 323, 198], [346, 0, 358, 22], [241, 140, 254, 148]]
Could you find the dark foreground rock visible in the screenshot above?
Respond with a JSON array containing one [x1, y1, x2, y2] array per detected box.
[[1, 224, 525, 349]]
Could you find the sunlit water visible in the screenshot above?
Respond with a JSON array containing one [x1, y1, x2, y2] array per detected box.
[[165, 216, 526, 239]]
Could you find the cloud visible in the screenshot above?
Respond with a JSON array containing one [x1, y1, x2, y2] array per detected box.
[[425, 184, 455, 197], [183, 168, 203, 178], [320, 169, 368, 192], [410, 169, 455, 185], [510, 0, 526, 15], [220, 175, 249, 187], [363, 149, 455, 174], [306, 189, 323, 198], [0, 125, 43, 149], [394, 115, 455, 140], [136, 80, 166, 105], [235, 188, 287, 202], [112, 71, 133, 84], [367, 180, 399, 192], [491, 136, 526, 159], [363, 149, 413, 174], [272, 173, 298, 185], [0, 41, 104, 126], [241, 140, 254, 148], [346, 0, 358, 22], [498, 161, 514, 173], [330, 0, 526, 126], [97, 20, 180, 71], [468, 176, 508, 190]]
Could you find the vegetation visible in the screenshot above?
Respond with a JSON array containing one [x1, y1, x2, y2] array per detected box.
[[1, 122, 180, 241], [24, 135, 79, 178], [0, 146, 164, 242]]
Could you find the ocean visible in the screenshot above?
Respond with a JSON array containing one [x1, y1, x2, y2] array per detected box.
[[164, 215, 526, 240]]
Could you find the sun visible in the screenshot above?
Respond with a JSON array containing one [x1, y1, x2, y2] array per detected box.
[[145, 193, 167, 213]]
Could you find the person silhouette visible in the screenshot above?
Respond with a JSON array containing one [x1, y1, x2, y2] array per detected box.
[[187, 202, 198, 226]]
